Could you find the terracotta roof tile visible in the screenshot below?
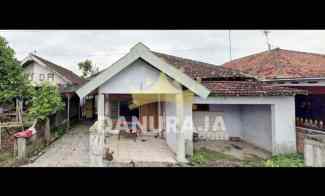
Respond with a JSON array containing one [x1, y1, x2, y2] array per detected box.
[[223, 48, 325, 79], [202, 81, 307, 96], [153, 51, 253, 80]]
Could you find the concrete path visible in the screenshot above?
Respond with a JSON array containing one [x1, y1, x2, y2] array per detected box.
[[24, 124, 91, 167], [24, 123, 177, 167], [107, 135, 177, 164]]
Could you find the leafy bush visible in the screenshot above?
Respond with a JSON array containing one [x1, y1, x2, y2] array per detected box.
[[264, 153, 304, 167], [56, 127, 66, 137], [28, 82, 65, 121]]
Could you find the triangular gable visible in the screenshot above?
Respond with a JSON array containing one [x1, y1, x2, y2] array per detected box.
[[20, 54, 71, 84], [76, 43, 210, 98]]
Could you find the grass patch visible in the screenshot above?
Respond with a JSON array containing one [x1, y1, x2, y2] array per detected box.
[[263, 153, 304, 167], [240, 153, 304, 167], [0, 151, 15, 167], [191, 147, 238, 166]]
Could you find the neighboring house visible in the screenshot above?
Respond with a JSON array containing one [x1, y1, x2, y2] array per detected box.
[[223, 48, 325, 132], [77, 43, 304, 161], [20, 53, 85, 129]]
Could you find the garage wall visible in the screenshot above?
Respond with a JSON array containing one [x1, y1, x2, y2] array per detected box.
[[209, 105, 242, 138], [194, 104, 272, 151], [241, 105, 272, 151]]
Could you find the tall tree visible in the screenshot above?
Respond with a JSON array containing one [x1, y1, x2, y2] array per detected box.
[[0, 36, 32, 105], [78, 59, 99, 78]]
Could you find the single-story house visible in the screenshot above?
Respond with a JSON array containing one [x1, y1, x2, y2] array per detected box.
[[76, 43, 305, 162], [20, 53, 85, 129], [223, 48, 325, 132]]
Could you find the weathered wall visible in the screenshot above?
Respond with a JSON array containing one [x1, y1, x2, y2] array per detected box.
[[23, 62, 67, 86], [209, 104, 242, 138], [241, 105, 272, 151], [304, 134, 325, 167]]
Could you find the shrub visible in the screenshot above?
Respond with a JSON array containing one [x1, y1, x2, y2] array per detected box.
[[28, 82, 64, 121], [264, 153, 304, 167], [191, 148, 237, 165]]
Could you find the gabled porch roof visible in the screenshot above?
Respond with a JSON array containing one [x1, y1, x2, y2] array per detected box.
[[76, 43, 210, 99]]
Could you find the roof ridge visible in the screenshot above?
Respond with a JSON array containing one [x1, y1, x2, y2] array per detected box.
[[31, 54, 76, 75], [276, 48, 325, 58], [223, 48, 278, 65], [30, 54, 84, 85], [152, 51, 219, 67]]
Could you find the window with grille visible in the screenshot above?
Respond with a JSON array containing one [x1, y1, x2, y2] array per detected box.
[[110, 101, 119, 120], [48, 73, 54, 81]]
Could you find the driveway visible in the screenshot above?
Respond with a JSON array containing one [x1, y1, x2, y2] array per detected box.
[[24, 123, 91, 167], [107, 135, 177, 165], [24, 123, 177, 167]]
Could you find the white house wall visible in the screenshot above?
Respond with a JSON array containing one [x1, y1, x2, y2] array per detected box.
[[23, 62, 67, 86], [99, 59, 181, 94], [241, 105, 272, 151]]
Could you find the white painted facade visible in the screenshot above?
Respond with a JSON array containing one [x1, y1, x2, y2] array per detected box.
[[23, 62, 68, 86]]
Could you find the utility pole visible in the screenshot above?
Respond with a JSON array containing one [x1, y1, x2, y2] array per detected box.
[[263, 30, 272, 51], [228, 30, 232, 61]]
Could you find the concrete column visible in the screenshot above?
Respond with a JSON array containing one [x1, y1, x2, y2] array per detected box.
[[271, 97, 297, 154], [105, 94, 110, 117], [176, 93, 187, 163], [183, 91, 194, 157], [97, 94, 105, 122], [17, 137, 26, 160]]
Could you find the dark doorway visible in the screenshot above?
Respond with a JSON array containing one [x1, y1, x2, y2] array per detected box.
[[119, 101, 139, 122]]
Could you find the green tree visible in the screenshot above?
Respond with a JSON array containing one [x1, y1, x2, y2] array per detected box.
[[0, 36, 32, 104], [28, 82, 64, 120], [78, 59, 99, 78]]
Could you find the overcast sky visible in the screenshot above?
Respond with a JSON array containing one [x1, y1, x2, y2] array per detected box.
[[0, 30, 325, 75]]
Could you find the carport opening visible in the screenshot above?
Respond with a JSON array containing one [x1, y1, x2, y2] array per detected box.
[[192, 104, 273, 152]]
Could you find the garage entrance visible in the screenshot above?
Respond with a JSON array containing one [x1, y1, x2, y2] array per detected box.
[[193, 104, 273, 152]]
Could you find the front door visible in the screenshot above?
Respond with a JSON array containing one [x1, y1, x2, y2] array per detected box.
[[140, 102, 159, 132]]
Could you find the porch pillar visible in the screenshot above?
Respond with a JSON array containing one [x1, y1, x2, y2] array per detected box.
[[271, 97, 297, 154], [176, 93, 187, 163], [105, 94, 110, 117], [97, 94, 105, 123]]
